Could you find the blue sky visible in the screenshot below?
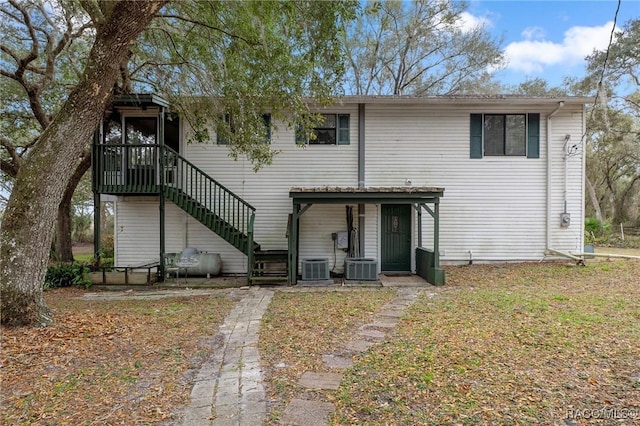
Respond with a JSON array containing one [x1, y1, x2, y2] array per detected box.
[[463, 0, 640, 87]]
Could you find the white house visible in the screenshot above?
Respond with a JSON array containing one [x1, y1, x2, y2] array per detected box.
[[93, 94, 592, 285]]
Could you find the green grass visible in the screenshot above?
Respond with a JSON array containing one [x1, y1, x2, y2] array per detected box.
[[73, 253, 94, 263]]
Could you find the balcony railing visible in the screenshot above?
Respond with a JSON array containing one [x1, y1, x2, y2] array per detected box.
[[93, 144, 161, 194]]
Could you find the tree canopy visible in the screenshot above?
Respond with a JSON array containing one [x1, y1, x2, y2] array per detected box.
[[0, 0, 357, 326], [342, 0, 503, 95], [581, 19, 640, 226]]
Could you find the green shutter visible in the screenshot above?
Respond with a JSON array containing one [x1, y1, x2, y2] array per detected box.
[[262, 114, 271, 144], [527, 113, 540, 158], [217, 114, 229, 145], [337, 114, 350, 145], [470, 114, 483, 158]]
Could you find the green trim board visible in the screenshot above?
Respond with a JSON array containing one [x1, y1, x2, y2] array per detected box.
[[289, 187, 443, 204], [112, 93, 170, 108]]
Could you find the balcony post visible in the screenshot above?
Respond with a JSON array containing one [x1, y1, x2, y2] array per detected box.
[[158, 107, 166, 281]]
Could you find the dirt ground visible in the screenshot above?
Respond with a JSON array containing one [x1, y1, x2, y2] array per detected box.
[[72, 243, 94, 256]]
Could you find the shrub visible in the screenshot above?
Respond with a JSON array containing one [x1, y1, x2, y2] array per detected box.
[[585, 217, 612, 244], [44, 262, 91, 290], [100, 234, 114, 258]]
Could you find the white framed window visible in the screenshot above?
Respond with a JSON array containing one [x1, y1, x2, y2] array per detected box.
[[296, 113, 350, 145]]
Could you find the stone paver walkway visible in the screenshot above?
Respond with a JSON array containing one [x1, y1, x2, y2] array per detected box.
[[280, 286, 426, 425], [181, 287, 273, 426], [179, 275, 434, 426]]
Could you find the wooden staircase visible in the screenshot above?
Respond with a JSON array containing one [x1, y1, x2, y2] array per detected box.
[[160, 147, 289, 285], [94, 143, 289, 284], [164, 186, 258, 255]]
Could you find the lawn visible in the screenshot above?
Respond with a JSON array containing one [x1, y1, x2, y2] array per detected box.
[[258, 289, 397, 423], [2, 260, 638, 425], [1, 288, 235, 425], [333, 261, 640, 425]]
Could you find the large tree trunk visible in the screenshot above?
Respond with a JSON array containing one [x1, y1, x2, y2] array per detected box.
[[54, 153, 92, 262], [0, 0, 166, 327], [585, 176, 603, 222]]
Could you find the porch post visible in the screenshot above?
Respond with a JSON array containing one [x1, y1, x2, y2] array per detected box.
[[93, 192, 101, 266], [158, 107, 166, 281], [92, 127, 101, 267], [417, 203, 423, 248], [434, 201, 440, 269], [288, 203, 300, 285]]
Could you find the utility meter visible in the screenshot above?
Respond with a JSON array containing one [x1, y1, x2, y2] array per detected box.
[[336, 231, 348, 249]]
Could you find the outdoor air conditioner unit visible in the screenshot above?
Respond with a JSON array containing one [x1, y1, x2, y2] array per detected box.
[[301, 258, 330, 281], [345, 258, 378, 281]]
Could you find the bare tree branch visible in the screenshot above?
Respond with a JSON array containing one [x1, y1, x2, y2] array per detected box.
[[8, 0, 39, 68]]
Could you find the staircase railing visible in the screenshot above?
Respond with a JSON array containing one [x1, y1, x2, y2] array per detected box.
[[93, 143, 258, 280], [160, 145, 256, 252]]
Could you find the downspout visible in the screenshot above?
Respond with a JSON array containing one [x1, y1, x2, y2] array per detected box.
[[358, 103, 365, 255], [546, 101, 564, 250]]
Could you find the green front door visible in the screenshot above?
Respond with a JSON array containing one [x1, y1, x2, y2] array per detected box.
[[381, 204, 412, 272]]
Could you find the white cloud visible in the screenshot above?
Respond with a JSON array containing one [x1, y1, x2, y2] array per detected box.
[[521, 26, 546, 40], [503, 22, 616, 74], [457, 11, 492, 33]]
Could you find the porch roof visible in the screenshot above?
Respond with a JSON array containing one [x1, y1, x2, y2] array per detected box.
[[287, 186, 445, 285], [112, 93, 170, 108], [289, 186, 444, 204]]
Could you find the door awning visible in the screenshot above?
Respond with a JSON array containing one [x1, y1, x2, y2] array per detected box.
[[289, 186, 444, 204]]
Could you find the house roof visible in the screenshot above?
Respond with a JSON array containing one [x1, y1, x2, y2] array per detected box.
[[113, 93, 594, 111], [332, 95, 595, 106]]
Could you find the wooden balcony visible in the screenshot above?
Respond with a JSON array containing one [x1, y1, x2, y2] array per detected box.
[[93, 144, 164, 195]]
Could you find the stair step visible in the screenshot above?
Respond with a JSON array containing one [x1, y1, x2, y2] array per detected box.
[[254, 253, 288, 262], [254, 259, 287, 265], [250, 276, 288, 282]]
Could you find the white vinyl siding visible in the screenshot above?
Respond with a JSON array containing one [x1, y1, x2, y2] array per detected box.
[[115, 197, 250, 273], [113, 100, 585, 272], [365, 102, 584, 263], [115, 197, 182, 267], [181, 105, 359, 273], [547, 109, 585, 251]]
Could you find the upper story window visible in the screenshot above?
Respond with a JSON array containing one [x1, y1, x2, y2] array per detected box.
[[217, 114, 271, 145], [484, 114, 526, 156], [470, 113, 540, 159], [296, 113, 350, 145]]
